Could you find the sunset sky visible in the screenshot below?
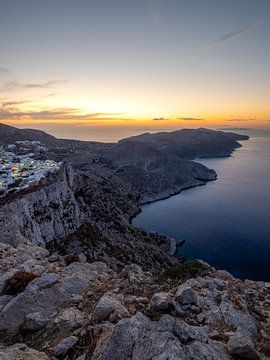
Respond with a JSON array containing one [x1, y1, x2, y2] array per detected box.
[[0, 0, 269, 141]]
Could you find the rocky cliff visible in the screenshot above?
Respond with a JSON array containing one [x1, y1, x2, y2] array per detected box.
[[0, 165, 85, 247], [1, 125, 268, 360]]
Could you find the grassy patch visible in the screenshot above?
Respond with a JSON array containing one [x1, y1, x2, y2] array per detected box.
[[158, 260, 210, 287]]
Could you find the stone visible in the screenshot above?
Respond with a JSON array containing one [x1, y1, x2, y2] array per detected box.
[[228, 332, 260, 360], [149, 292, 171, 311], [92, 313, 186, 360], [0, 295, 13, 311], [175, 284, 197, 306], [75, 355, 86, 360], [54, 335, 78, 356], [78, 253, 87, 263], [48, 253, 59, 263], [23, 312, 49, 331], [0, 343, 50, 359], [0, 267, 97, 334], [92, 294, 129, 322]]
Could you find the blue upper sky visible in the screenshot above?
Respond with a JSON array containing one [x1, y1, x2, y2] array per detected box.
[[0, 0, 269, 141]]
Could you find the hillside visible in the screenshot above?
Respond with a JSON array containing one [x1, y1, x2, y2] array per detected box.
[[1, 125, 268, 360]]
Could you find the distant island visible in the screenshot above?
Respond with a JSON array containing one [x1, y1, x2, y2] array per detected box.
[[1, 124, 269, 360]]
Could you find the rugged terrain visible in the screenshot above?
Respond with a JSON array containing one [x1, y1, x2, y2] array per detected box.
[[1, 124, 269, 360]]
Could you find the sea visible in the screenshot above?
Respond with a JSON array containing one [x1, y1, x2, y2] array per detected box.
[[132, 134, 270, 281]]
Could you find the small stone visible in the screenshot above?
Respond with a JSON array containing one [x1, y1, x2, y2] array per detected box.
[[54, 336, 78, 357], [48, 253, 59, 263], [197, 313, 205, 323], [149, 292, 171, 311], [175, 284, 197, 306], [92, 294, 129, 322], [78, 253, 87, 263], [209, 330, 220, 340], [70, 294, 83, 304], [228, 333, 260, 360], [23, 312, 48, 331], [78, 302, 84, 309]]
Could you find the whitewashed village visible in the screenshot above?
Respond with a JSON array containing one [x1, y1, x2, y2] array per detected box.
[[0, 140, 61, 197]]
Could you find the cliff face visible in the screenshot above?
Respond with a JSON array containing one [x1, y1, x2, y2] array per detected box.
[[0, 162, 179, 270], [2, 125, 268, 360], [0, 165, 86, 247]]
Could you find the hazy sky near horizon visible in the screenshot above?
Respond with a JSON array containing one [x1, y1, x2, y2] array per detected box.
[[0, 0, 269, 141]]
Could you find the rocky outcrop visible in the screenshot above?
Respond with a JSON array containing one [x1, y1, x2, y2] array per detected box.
[[0, 242, 269, 359], [0, 165, 85, 246]]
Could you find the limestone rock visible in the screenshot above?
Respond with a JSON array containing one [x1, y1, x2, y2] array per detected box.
[[0, 343, 49, 360], [175, 284, 197, 306], [149, 292, 171, 311], [92, 294, 130, 322], [23, 312, 49, 331], [53, 335, 78, 357], [228, 332, 260, 360]]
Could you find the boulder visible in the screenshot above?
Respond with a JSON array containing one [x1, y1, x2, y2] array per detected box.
[[149, 292, 171, 311], [0, 343, 49, 359], [175, 284, 197, 306], [54, 335, 78, 357], [23, 312, 49, 331], [92, 294, 129, 322], [91, 313, 231, 360], [228, 332, 260, 360], [0, 263, 106, 334]]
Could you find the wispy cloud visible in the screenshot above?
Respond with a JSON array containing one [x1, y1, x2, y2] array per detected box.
[[226, 118, 256, 122], [218, 127, 251, 131], [0, 68, 10, 74], [153, 117, 168, 121], [43, 92, 57, 98], [177, 117, 205, 121], [2, 100, 31, 108], [0, 80, 67, 92], [205, 19, 265, 49], [0, 102, 127, 122]]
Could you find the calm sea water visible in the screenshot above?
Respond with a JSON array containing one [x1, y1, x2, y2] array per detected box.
[[133, 137, 270, 281]]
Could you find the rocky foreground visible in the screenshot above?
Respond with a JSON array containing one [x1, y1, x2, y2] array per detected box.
[[1, 124, 269, 359], [0, 242, 269, 359]]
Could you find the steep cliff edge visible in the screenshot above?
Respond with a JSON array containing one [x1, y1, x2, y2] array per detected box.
[[0, 165, 85, 247]]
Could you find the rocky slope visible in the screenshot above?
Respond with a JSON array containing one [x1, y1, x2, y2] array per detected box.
[[1, 125, 269, 360], [0, 242, 269, 359], [103, 128, 248, 202]]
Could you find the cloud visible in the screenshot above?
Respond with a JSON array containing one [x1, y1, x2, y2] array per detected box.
[[218, 127, 251, 131], [0, 103, 127, 122], [43, 93, 57, 98], [226, 118, 256, 122], [177, 117, 205, 121], [205, 19, 265, 49], [2, 100, 31, 108], [0, 68, 10, 74], [153, 117, 168, 121], [0, 80, 67, 92]]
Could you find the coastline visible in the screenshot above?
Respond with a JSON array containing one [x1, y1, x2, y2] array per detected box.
[[130, 141, 249, 225]]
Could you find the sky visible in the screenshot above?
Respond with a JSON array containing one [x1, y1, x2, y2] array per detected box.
[[0, 0, 269, 141]]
